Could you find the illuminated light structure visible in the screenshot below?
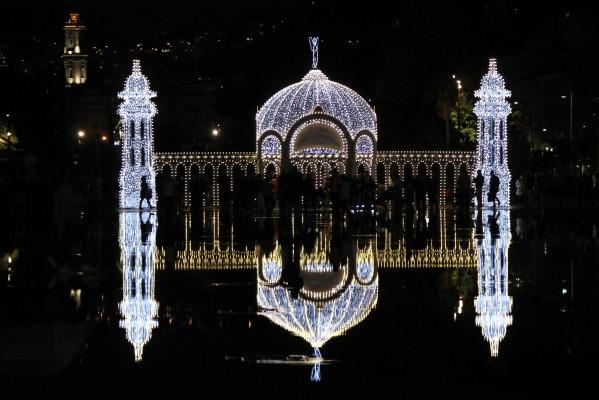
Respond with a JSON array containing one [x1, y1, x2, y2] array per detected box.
[[152, 39, 477, 208], [118, 211, 159, 362], [255, 37, 377, 185], [474, 209, 512, 357], [473, 58, 512, 206], [257, 230, 378, 381], [118, 59, 158, 209]]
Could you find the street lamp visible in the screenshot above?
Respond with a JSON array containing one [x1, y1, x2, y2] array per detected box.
[[561, 91, 573, 140], [77, 130, 85, 139], [456, 78, 462, 144]]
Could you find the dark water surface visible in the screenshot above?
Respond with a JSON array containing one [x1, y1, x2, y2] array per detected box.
[[1, 207, 598, 395]]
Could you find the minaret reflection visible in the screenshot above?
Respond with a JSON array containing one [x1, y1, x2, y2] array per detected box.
[[257, 220, 378, 381], [474, 209, 512, 357], [118, 211, 159, 362]]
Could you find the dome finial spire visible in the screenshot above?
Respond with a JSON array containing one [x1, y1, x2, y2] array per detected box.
[[308, 37, 319, 69], [489, 57, 497, 74], [132, 59, 141, 74]]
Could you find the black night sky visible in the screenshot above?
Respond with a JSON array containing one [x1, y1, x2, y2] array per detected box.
[[2, 0, 599, 163]]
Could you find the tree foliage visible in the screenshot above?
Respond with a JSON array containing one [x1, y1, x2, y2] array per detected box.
[[449, 91, 477, 145]]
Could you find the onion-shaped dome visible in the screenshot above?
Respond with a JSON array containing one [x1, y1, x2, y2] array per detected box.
[[256, 69, 377, 140]]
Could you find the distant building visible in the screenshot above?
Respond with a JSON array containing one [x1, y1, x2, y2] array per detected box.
[[62, 13, 87, 86]]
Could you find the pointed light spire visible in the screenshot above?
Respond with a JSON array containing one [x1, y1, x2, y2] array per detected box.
[[132, 59, 141, 74], [308, 37, 319, 69], [488, 57, 497, 74]]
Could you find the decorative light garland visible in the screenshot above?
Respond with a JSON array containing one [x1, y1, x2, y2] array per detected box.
[[473, 58, 512, 206], [118, 59, 158, 209], [474, 209, 512, 357], [118, 211, 159, 362]]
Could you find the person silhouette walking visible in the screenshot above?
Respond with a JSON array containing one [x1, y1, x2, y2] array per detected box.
[[474, 170, 484, 208], [488, 171, 500, 208]]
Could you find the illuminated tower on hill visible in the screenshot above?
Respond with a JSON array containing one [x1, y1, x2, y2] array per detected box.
[[62, 13, 87, 86]]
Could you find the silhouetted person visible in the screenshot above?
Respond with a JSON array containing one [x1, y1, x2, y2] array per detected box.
[[474, 170, 484, 208], [488, 211, 500, 239], [489, 171, 500, 208], [140, 212, 154, 243], [139, 176, 153, 209]]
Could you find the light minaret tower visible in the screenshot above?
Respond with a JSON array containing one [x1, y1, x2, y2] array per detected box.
[[474, 209, 512, 357], [62, 13, 87, 86], [474, 58, 512, 206], [118, 60, 157, 209], [118, 211, 159, 362]]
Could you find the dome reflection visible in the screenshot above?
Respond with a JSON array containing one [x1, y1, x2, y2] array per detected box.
[[257, 229, 378, 380]]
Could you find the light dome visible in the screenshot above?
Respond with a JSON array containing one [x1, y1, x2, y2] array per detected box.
[[257, 276, 378, 349], [257, 243, 378, 350], [256, 69, 377, 140]]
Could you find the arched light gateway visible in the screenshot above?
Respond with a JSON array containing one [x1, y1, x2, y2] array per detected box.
[[256, 38, 377, 184]]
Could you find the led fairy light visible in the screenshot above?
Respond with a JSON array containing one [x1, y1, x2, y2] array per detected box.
[[260, 135, 282, 156], [118, 59, 158, 209], [118, 211, 159, 362], [356, 135, 373, 155], [474, 209, 512, 357], [473, 58, 512, 206]]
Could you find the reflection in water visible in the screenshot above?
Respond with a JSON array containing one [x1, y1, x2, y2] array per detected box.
[[118, 211, 159, 362], [474, 209, 512, 357], [155, 210, 478, 271], [257, 226, 378, 381]]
